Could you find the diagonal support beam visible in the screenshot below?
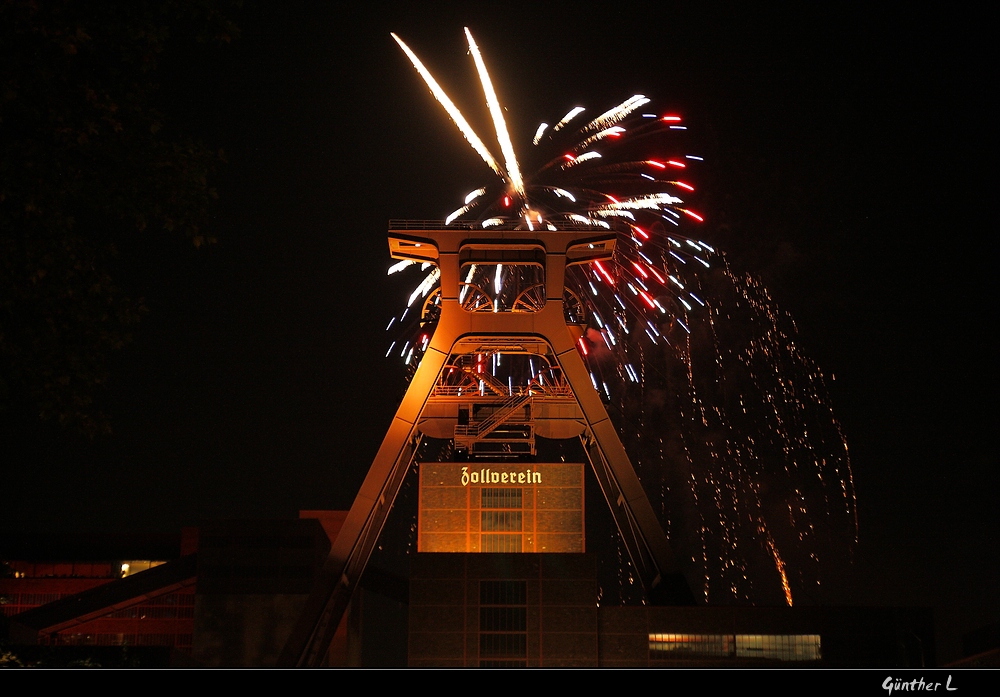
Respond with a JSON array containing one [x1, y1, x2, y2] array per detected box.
[[280, 223, 692, 666]]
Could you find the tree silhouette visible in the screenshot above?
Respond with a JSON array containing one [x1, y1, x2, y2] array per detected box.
[[0, 0, 238, 435]]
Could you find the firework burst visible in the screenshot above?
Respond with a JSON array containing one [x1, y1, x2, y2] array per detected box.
[[385, 30, 856, 605]]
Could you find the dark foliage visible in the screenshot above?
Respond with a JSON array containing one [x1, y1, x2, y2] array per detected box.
[[0, 0, 239, 435]]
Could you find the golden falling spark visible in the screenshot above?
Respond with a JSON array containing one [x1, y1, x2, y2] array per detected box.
[[383, 43, 857, 602], [464, 28, 525, 199], [532, 122, 549, 145], [390, 33, 503, 178], [576, 126, 626, 150], [407, 267, 440, 307], [595, 193, 684, 212], [553, 106, 586, 132], [581, 95, 650, 134], [763, 530, 794, 606]]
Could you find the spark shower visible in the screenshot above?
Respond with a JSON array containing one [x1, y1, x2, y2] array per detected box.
[[384, 29, 856, 605]]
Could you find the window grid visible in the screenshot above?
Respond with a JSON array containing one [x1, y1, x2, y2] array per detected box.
[[481, 488, 523, 509], [480, 659, 528, 668], [481, 511, 522, 532], [481, 487, 525, 552], [480, 580, 527, 605], [480, 581, 528, 667], [480, 606, 527, 632], [480, 534, 522, 552]]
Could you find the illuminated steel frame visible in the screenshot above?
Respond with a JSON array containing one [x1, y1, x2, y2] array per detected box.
[[280, 221, 690, 666]]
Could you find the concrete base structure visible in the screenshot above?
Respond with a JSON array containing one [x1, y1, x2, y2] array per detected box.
[[407, 552, 935, 668], [2, 518, 937, 667], [409, 553, 598, 667]]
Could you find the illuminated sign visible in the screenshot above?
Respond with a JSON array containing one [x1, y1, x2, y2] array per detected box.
[[460, 467, 541, 486], [418, 462, 584, 553]]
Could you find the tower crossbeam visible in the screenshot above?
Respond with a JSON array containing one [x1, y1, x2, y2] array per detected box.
[[278, 223, 691, 667]]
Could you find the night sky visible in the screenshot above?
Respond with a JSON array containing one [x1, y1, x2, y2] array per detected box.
[[2, 3, 994, 663]]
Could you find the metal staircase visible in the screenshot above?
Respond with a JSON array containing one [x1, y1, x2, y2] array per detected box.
[[453, 392, 535, 457]]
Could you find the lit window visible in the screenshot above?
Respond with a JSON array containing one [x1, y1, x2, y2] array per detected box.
[[649, 633, 821, 661], [481, 488, 524, 552]]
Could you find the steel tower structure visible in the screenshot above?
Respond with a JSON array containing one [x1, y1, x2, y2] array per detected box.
[[279, 220, 691, 667]]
